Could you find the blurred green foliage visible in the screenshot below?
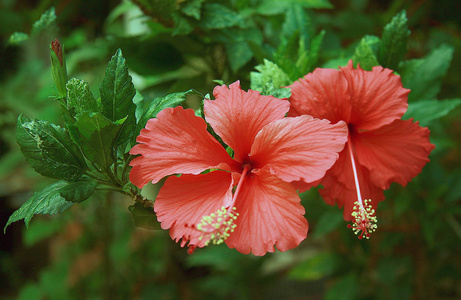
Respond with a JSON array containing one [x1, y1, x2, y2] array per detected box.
[[1, 0, 460, 299]]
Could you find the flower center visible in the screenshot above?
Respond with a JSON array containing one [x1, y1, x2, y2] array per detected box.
[[195, 164, 251, 247], [347, 140, 378, 239]]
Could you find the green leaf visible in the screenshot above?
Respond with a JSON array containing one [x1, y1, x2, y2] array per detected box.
[[401, 45, 454, 102], [128, 203, 160, 230], [66, 78, 100, 117], [199, 3, 244, 29], [16, 115, 86, 180], [250, 59, 292, 91], [257, 0, 333, 15], [352, 35, 380, 70], [378, 10, 411, 70], [31, 7, 57, 35], [225, 41, 253, 72], [181, 0, 205, 20], [313, 210, 344, 237], [8, 32, 29, 45], [135, 90, 192, 134], [296, 30, 325, 73], [4, 181, 78, 232], [403, 98, 461, 126], [57, 176, 98, 203], [259, 84, 291, 99], [325, 273, 359, 300], [172, 13, 194, 35], [289, 252, 339, 280], [99, 49, 136, 122], [74, 112, 121, 168]]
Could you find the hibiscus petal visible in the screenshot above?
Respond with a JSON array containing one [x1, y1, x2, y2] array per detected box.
[[154, 171, 234, 248], [288, 67, 351, 123], [225, 170, 308, 256], [250, 115, 348, 184], [319, 145, 385, 221], [129, 107, 237, 188], [340, 61, 410, 131], [204, 81, 290, 163], [353, 119, 434, 190]]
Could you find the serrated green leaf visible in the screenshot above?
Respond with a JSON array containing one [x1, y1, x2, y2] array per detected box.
[[100, 49, 136, 122], [251, 59, 292, 91], [135, 90, 192, 134], [403, 98, 461, 126], [8, 32, 29, 45], [4, 181, 77, 232], [401, 45, 454, 102], [181, 0, 205, 20], [199, 3, 245, 29], [260, 83, 291, 99], [66, 78, 100, 117], [57, 176, 98, 202], [74, 112, 121, 168], [282, 4, 310, 43], [352, 35, 380, 70], [296, 30, 325, 73], [378, 10, 411, 70], [31, 7, 57, 35], [16, 115, 86, 180], [128, 203, 160, 230]]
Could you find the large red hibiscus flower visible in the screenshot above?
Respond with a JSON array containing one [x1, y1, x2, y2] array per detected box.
[[288, 61, 435, 239], [129, 81, 348, 255]]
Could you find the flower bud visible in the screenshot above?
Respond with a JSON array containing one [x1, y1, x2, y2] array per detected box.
[[50, 39, 68, 99]]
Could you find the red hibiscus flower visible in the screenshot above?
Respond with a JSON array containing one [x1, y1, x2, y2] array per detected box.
[[129, 81, 348, 255], [288, 61, 435, 239]]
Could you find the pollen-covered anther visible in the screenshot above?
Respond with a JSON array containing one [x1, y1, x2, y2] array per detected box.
[[197, 206, 239, 246], [347, 199, 378, 239]]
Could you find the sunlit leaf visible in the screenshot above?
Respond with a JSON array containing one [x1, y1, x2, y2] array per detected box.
[[352, 35, 380, 70], [74, 112, 121, 168]]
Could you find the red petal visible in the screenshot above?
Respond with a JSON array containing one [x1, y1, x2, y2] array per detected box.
[[319, 145, 385, 221], [154, 171, 234, 248], [204, 81, 290, 163], [340, 61, 410, 131], [288, 67, 351, 123], [129, 107, 237, 188], [353, 119, 434, 190], [250, 115, 348, 183], [225, 170, 308, 255]]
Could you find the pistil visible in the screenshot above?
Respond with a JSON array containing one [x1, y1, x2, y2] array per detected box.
[[346, 141, 377, 239], [196, 164, 251, 246]]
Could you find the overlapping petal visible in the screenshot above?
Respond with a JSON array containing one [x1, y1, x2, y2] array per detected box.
[[340, 61, 410, 131], [352, 119, 434, 190], [250, 115, 348, 184], [129, 107, 237, 188], [288, 67, 351, 123], [204, 81, 290, 163], [225, 170, 308, 256], [154, 171, 234, 248]]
